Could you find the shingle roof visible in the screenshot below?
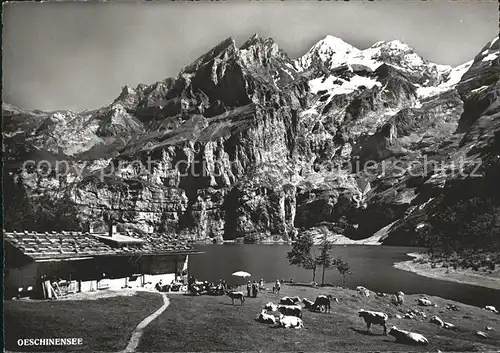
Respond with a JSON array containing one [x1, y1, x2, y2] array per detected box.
[[4, 230, 198, 261]]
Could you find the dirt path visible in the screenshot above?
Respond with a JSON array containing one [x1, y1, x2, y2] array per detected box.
[[121, 293, 170, 353]]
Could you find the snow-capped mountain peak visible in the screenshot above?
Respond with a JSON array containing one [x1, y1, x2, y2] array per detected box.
[[295, 35, 360, 72]]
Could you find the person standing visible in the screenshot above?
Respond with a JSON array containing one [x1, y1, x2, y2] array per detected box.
[[252, 281, 258, 298], [246, 281, 252, 297], [259, 278, 264, 290]]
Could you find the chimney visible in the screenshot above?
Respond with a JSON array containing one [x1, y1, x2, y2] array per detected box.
[[108, 225, 117, 238], [108, 219, 118, 238]]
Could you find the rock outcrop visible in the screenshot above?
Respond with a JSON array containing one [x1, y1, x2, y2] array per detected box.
[[3, 33, 500, 246]]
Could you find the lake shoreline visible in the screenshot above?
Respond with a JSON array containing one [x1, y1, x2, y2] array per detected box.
[[394, 252, 500, 291]]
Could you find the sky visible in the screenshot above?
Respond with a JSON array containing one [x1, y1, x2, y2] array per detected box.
[[3, 1, 498, 112]]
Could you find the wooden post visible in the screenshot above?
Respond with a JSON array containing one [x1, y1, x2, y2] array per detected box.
[[174, 256, 178, 282]]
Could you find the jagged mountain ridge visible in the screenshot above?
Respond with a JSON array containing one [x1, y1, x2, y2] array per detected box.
[[3, 33, 500, 245]]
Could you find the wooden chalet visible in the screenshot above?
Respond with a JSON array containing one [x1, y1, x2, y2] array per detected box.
[[4, 225, 201, 299]]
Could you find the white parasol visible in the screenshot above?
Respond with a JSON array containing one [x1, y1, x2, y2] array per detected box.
[[232, 271, 251, 278], [232, 271, 251, 289]]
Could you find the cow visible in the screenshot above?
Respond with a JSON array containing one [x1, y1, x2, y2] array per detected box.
[[264, 302, 278, 312], [257, 309, 277, 324], [226, 291, 245, 306], [476, 331, 489, 338], [429, 316, 444, 327], [313, 294, 337, 313], [443, 322, 455, 330], [358, 309, 389, 335], [388, 326, 429, 345], [395, 291, 405, 305], [356, 286, 370, 297], [485, 305, 499, 314], [278, 314, 304, 329], [302, 298, 315, 310], [279, 296, 300, 305], [278, 304, 302, 318], [417, 297, 434, 307]]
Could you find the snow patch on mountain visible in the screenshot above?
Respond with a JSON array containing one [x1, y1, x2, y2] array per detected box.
[[482, 52, 499, 62], [309, 74, 382, 95], [416, 60, 473, 99]]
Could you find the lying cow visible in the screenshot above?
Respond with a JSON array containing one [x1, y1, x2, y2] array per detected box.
[[417, 297, 434, 307], [388, 326, 429, 345], [443, 322, 455, 330], [226, 291, 245, 305], [476, 331, 489, 338], [278, 314, 304, 329], [485, 305, 499, 314], [302, 298, 315, 310], [356, 286, 370, 297], [430, 315, 444, 327], [257, 309, 277, 324], [358, 309, 389, 335], [279, 296, 301, 305], [264, 302, 278, 312], [313, 294, 337, 313], [278, 304, 302, 318]]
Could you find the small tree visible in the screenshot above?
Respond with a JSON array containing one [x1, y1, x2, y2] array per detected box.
[[317, 230, 334, 286], [287, 233, 318, 282], [336, 258, 352, 287], [303, 255, 319, 283]]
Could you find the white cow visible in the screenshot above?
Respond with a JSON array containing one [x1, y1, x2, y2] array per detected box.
[[485, 305, 499, 314], [389, 326, 429, 345], [264, 302, 278, 312], [257, 310, 277, 324], [430, 315, 444, 327], [356, 286, 370, 297], [476, 331, 488, 339], [278, 314, 304, 329], [417, 297, 434, 306]]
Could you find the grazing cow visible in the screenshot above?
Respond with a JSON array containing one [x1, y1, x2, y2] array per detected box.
[[278, 314, 304, 329], [430, 316, 444, 327], [417, 298, 434, 306], [278, 304, 302, 318], [302, 298, 315, 310], [264, 302, 278, 312], [485, 305, 499, 314], [257, 310, 277, 324], [358, 309, 389, 335], [313, 295, 337, 313], [226, 291, 245, 306], [388, 326, 429, 345], [279, 296, 300, 305]]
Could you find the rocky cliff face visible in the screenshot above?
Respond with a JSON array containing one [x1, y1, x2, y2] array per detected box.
[[3, 34, 500, 245]]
